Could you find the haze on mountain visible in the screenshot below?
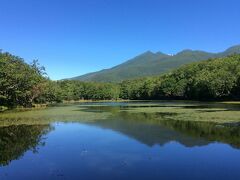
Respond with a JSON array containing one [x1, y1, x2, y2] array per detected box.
[[70, 45, 240, 82]]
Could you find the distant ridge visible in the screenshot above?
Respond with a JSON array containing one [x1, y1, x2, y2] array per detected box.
[[70, 45, 240, 82]]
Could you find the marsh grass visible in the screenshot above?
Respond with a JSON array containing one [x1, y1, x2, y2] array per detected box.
[[0, 105, 111, 127], [80, 101, 240, 124], [0, 101, 240, 126], [126, 106, 240, 123]]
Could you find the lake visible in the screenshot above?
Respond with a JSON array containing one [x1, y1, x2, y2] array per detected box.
[[0, 101, 240, 180]]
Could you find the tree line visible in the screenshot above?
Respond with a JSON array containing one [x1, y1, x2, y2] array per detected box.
[[120, 55, 240, 100], [0, 51, 120, 108], [1, 51, 240, 109]]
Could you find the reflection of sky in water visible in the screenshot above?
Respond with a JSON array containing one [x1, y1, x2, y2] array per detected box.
[[1, 122, 240, 180]]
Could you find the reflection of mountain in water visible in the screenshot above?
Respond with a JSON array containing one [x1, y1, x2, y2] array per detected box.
[[90, 112, 210, 147], [88, 110, 240, 149], [0, 125, 52, 166]]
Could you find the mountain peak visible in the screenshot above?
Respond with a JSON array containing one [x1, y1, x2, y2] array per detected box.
[[140, 50, 154, 55], [133, 50, 168, 57]]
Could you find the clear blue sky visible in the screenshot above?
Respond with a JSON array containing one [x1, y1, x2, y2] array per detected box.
[[1, 0, 240, 80]]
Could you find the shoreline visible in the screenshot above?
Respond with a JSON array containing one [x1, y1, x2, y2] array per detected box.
[[1, 99, 240, 112]]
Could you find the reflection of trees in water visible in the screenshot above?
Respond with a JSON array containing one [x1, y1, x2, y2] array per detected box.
[[160, 119, 240, 149], [0, 124, 52, 167], [90, 111, 240, 149], [125, 111, 240, 149]]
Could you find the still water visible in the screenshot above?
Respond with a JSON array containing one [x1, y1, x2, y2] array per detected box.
[[0, 102, 240, 180]]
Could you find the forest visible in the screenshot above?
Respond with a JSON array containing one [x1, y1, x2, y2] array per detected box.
[[1, 51, 240, 109], [120, 55, 240, 100]]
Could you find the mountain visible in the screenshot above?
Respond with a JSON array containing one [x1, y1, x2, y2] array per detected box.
[[71, 45, 240, 82]]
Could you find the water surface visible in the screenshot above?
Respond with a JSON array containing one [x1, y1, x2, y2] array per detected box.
[[1, 102, 240, 179]]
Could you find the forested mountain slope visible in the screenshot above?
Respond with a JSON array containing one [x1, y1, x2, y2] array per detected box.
[[71, 45, 240, 82]]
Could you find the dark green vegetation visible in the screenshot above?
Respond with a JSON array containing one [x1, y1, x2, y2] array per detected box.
[[0, 52, 119, 109], [0, 52, 66, 108], [57, 80, 119, 101], [1, 48, 240, 109], [120, 55, 240, 100], [71, 45, 240, 82]]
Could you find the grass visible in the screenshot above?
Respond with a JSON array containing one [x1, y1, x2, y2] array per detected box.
[[0, 105, 110, 127], [125, 106, 240, 124], [1, 101, 240, 126]]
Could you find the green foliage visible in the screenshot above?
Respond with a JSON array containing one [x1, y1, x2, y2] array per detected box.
[[0, 52, 51, 107], [119, 55, 240, 100], [56, 80, 120, 101], [0, 51, 121, 108]]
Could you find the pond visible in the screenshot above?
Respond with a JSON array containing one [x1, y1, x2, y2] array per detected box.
[[0, 101, 240, 180]]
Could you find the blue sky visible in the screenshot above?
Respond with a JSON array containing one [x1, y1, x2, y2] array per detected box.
[[1, 0, 240, 80]]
